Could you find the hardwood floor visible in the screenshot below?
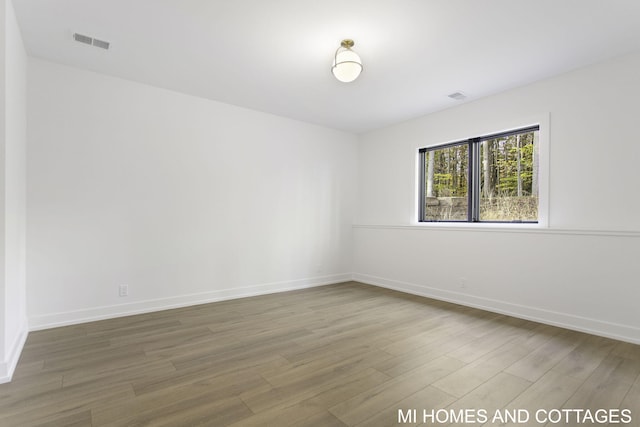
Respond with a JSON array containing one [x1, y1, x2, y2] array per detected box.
[[1, 282, 638, 426]]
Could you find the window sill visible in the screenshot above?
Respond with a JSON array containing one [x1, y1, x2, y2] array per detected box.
[[352, 223, 640, 238]]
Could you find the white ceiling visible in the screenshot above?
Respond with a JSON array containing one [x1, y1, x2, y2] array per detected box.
[[13, 0, 640, 133]]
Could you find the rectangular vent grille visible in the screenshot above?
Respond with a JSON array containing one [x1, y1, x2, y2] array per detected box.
[[73, 33, 110, 50], [92, 38, 110, 50], [73, 33, 92, 45]]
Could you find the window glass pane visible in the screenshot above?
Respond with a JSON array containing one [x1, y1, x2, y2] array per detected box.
[[479, 130, 538, 221], [423, 144, 468, 221]]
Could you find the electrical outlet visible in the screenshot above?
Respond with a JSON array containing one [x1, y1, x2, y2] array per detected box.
[[119, 284, 129, 297], [459, 278, 467, 289]]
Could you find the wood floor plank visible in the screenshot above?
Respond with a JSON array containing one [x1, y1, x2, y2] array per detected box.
[[121, 395, 251, 427], [356, 385, 456, 427], [261, 348, 392, 389], [503, 327, 587, 382], [0, 281, 638, 427], [431, 335, 531, 398], [92, 372, 267, 425], [23, 409, 92, 427], [130, 355, 284, 397], [328, 355, 465, 426], [443, 316, 536, 364], [497, 371, 585, 427], [288, 411, 348, 427], [0, 382, 134, 426], [301, 368, 392, 411], [442, 372, 532, 427], [225, 401, 327, 427], [373, 329, 477, 378], [61, 358, 176, 389], [549, 334, 618, 381], [563, 355, 640, 412], [241, 365, 391, 414], [615, 373, 640, 427], [0, 372, 62, 407]]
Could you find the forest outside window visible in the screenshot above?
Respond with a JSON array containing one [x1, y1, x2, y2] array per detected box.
[[419, 125, 540, 223]]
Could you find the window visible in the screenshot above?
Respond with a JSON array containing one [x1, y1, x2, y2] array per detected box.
[[419, 125, 540, 223]]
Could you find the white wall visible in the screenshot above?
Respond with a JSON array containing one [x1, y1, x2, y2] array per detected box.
[[354, 51, 640, 343], [27, 58, 357, 329], [0, 0, 28, 383], [21, 26, 640, 364]]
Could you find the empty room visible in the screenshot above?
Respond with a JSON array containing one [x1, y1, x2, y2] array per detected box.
[[1, 0, 640, 426]]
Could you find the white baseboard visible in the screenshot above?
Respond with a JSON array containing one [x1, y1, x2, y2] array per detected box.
[[353, 273, 640, 345], [29, 273, 352, 331], [0, 319, 29, 384]]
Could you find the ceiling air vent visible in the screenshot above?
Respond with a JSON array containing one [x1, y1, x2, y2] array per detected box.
[[447, 92, 467, 101], [73, 33, 110, 50], [73, 33, 92, 45], [92, 38, 110, 50]]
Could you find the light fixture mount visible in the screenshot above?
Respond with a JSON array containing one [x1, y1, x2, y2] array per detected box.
[[340, 39, 355, 49], [331, 39, 363, 83]]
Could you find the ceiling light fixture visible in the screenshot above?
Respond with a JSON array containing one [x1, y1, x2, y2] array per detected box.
[[331, 39, 362, 83]]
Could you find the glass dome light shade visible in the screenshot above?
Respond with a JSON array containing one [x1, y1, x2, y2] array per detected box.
[[331, 48, 362, 83]]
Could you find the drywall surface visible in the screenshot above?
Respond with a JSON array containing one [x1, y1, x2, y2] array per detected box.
[[27, 59, 357, 328], [355, 51, 640, 343], [0, 0, 28, 383]]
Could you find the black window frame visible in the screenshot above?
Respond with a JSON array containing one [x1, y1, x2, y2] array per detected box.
[[418, 125, 540, 224]]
